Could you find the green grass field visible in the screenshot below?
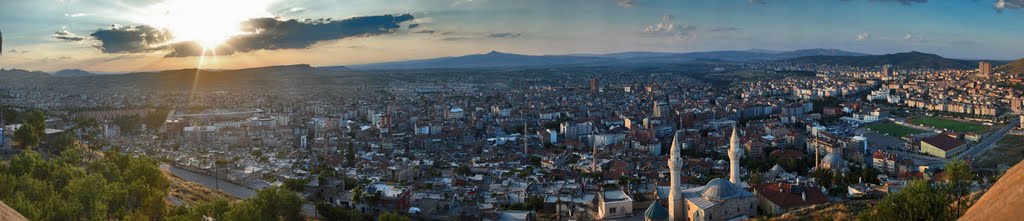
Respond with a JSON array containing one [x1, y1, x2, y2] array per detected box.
[[908, 117, 989, 133], [865, 122, 927, 138]]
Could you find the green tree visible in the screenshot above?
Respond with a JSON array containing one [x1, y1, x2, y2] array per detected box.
[[50, 132, 79, 153], [859, 180, 951, 221], [13, 123, 40, 149], [224, 186, 304, 221], [346, 143, 357, 167], [0, 106, 19, 124], [944, 159, 976, 218], [316, 203, 368, 221], [24, 110, 46, 136], [73, 118, 106, 149], [378, 212, 411, 221]]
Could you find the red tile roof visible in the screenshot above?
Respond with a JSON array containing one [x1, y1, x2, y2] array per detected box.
[[752, 183, 829, 208], [921, 135, 965, 151]]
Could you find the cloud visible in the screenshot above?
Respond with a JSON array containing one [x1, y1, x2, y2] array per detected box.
[[275, 7, 305, 16], [864, 0, 927, 5], [450, 0, 477, 7], [903, 33, 926, 42], [488, 32, 521, 38], [86, 14, 415, 57], [89, 25, 174, 53], [413, 29, 436, 34], [949, 40, 981, 46], [7, 49, 29, 54], [53, 29, 86, 41], [758, 0, 927, 5], [995, 0, 1024, 12], [617, 0, 635, 7], [645, 14, 697, 40], [64, 13, 88, 17], [856, 32, 871, 41], [711, 27, 741, 32]]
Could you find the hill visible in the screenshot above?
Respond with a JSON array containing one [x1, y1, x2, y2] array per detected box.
[[349, 48, 867, 70], [0, 68, 52, 80], [996, 58, 1024, 75], [785, 51, 980, 69], [53, 69, 95, 77], [349, 51, 617, 70]]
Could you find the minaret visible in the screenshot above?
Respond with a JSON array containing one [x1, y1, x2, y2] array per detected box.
[[668, 130, 686, 221], [591, 130, 598, 172], [728, 125, 742, 184], [523, 122, 528, 155], [814, 135, 820, 169]]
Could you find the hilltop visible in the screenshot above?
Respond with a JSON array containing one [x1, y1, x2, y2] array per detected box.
[[997, 58, 1024, 75], [785, 51, 988, 69]]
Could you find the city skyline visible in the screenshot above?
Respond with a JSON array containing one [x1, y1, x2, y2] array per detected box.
[[1, 0, 1023, 72]]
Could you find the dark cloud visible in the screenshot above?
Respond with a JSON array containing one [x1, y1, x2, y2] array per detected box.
[[711, 27, 741, 32], [86, 14, 414, 57], [408, 23, 421, 29], [487, 32, 521, 38], [8, 49, 29, 54], [89, 25, 173, 53], [165, 13, 415, 57], [53, 29, 86, 41], [413, 29, 437, 34]]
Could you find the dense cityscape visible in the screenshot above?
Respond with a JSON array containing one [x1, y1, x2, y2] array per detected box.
[[3, 0, 1024, 221]]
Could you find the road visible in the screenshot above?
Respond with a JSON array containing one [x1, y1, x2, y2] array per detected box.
[[161, 163, 319, 218], [885, 118, 1017, 167], [956, 118, 1018, 160]]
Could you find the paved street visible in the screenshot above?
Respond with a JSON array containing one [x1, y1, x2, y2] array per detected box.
[[957, 118, 1018, 160]]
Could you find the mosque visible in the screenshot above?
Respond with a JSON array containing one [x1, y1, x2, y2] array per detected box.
[[645, 126, 758, 221]]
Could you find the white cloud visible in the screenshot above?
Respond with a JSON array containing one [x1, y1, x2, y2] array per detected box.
[[645, 14, 697, 40], [617, 0, 635, 7], [856, 32, 871, 41], [995, 0, 1024, 12], [903, 33, 926, 42]]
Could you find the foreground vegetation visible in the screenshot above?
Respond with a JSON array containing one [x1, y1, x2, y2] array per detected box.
[[858, 159, 978, 221]]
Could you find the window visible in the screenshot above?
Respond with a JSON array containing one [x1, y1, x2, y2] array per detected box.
[[610, 208, 617, 214]]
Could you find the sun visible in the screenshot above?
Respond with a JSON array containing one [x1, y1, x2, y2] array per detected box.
[[139, 0, 274, 49]]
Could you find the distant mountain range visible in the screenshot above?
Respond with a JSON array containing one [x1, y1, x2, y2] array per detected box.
[[53, 69, 95, 77], [344, 48, 869, 70], [784, 51, 1006, 70]]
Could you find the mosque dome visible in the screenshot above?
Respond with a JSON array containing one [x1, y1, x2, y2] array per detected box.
[[701, 178, 740, 202], [819, 153, 847, 171], [643, 200, 669, 221], [769, 164, 786, 175]]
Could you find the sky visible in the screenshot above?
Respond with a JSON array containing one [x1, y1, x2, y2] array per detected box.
[[0, 0, 1023, 73]]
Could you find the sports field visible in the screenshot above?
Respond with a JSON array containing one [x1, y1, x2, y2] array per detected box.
[[865, 122, 926, 138], [908, 117, 989, 133]]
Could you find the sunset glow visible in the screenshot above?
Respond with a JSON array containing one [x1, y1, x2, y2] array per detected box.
[[138, 0, 274, 49]]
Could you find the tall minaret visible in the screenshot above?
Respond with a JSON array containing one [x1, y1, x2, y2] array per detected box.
[[668, 130, 685, 221], [728, 125, 742, 184], [591, 130, 598, 172]]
